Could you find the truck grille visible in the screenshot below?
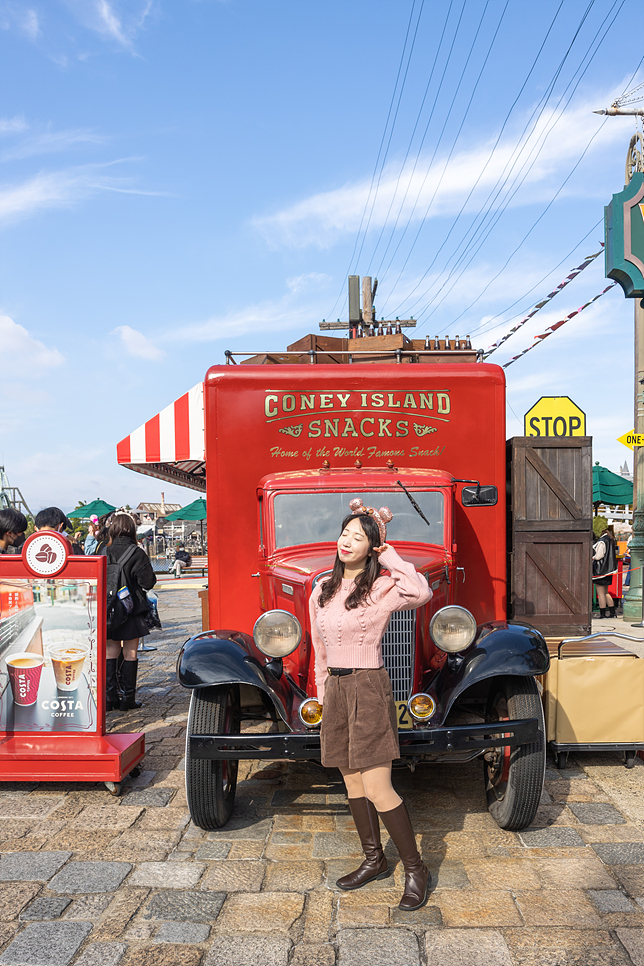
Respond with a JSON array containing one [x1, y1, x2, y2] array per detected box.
[[382, 610, 416, 702]]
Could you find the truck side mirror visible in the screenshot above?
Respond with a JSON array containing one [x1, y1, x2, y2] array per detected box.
[[461, 484, 498, 507]]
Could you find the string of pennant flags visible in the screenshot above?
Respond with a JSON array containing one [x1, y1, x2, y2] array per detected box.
[[502, 281, 617, 369], [483, 244, 605, 360]]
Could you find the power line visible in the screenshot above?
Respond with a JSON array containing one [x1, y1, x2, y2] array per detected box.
[[374, 0, 509, 293], [387, 0, 595, 320], [360, 0, 456, 278], [324, 0, 420, 322], [374, 0, 510, 283], [351, 0, 426, 276], [415, 0, 624, 330], [465, 218, 603, 340]]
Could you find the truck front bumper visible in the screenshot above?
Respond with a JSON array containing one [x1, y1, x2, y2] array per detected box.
[[188, 718, 541, 761]]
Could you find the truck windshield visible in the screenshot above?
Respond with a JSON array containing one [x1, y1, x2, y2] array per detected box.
[[273, 491, 444, 549]]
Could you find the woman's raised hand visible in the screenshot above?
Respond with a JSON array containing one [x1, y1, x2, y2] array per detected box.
[[374, 543, 390, 555]]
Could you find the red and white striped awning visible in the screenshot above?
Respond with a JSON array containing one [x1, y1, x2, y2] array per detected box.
[[116, 383, 206, 491]]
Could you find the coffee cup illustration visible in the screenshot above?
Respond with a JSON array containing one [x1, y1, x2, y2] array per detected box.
[[48, 643, 90, 692], [6, 653, 45, 706]]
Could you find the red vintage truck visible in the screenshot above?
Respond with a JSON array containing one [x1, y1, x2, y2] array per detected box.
[[117, 334, 550, 831]]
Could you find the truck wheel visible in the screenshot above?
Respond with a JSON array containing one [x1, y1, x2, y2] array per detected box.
[[483, 676, 545, 831], [185, 685, 240, 829]]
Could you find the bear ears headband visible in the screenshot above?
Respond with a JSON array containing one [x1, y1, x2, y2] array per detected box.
[[349, 497, 393, 544]]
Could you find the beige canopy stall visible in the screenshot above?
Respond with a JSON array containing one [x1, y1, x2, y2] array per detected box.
[[116, 383, 205, 491]]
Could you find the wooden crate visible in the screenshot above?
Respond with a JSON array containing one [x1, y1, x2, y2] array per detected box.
[[347, 332, 415, 363], [286, 334, 347, 364], [507, 437, 592, 531], [510, 530, 592, 636], [410, 339, 477, 364]]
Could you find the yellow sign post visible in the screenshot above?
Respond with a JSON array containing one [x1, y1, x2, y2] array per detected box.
[[524, 396, 586, 437], [617, 430, 644, 450]]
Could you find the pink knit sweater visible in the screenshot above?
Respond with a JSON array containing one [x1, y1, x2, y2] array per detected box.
[[309, 545, 432, 703]]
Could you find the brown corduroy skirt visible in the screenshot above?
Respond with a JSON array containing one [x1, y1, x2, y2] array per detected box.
[[320, 667, 400, 770]]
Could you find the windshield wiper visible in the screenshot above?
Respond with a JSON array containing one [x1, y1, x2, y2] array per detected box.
[[396, 480, 431, 529]]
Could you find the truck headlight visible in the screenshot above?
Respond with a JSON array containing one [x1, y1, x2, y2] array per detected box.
[[430, 606, 477, 653], [253, 610, 302, 658]]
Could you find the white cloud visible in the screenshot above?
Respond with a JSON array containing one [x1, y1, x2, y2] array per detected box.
[[21, 7, 38, 39], [0, 4, 40, 41], [64, 0, 154, 50], [0, 128, 106, 162], [165, 276, 332, 345], [0, 162, 163, 226], [252, 96, 626, 250], [0, 315, 64, 367], [0, 116, 28, 134], [113, 325, 165, 361], [286, 272, 330, 293]]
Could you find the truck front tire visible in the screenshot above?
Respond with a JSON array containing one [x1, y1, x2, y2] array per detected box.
[[484, 676, 545, 831], [185, 685, 240, 829]]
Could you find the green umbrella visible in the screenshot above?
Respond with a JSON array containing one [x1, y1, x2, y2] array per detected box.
[[163, 498, 207, 521], [68, 499, 117, 519], [163, 498, 207, 552], [592, 464, 633, 507]]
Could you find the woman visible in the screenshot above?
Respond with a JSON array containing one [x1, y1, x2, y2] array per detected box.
[[84, 521, 99, 555], [593, 526, 618, 618], [102, 513, 156, 711], [309, 498, 432, 911]]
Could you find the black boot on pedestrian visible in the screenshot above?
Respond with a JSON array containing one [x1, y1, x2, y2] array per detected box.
[[379, 800, 431, 911], [105, 658, 120, 712], [119, 659, 142, 711], [598, 609, 607, 619], [607, 606, 617, 618], [116, 650, 124, 692], [336, 798, 391, 890]]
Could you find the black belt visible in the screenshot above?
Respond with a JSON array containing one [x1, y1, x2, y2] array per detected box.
[[328, 667, 365, 676]]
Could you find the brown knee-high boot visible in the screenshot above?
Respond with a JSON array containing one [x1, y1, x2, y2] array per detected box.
[[379, 800, 431, 910], [336, 798, 392, 890]]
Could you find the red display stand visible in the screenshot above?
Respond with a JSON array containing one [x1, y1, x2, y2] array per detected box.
[[0, 532, 144, 792]]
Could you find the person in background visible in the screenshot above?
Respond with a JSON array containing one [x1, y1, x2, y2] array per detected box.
[[0, 508, 28, 554], [94, 515, 110, 555], [71, 531, 85, 555], [102, 512, 156, 711], [34, 507, 72, 534], [84, 518, 99, 555], [173, 543, 191, 578], [593, 526, 618, 618]]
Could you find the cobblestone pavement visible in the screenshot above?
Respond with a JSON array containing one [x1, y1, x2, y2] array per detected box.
[[1, 586, 644, 966]]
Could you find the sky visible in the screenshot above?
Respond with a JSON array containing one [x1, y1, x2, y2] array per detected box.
[[1, 0, 642, 513]]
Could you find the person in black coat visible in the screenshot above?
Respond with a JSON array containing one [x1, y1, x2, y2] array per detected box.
[[593, 527, 618, 618], [102, 513, 156, 710]]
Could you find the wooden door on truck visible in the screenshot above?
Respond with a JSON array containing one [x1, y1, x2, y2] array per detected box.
[[507, 437, 593, 637]]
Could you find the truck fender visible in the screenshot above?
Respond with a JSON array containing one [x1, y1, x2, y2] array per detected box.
[[435, 622, 550, 720], [177, 632, 290, 724]]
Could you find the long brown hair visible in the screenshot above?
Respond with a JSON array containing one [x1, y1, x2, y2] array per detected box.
[[318, 512, 383, 610], [107, 513, 137, 545]]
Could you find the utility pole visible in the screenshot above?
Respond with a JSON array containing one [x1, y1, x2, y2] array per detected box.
[[598, 94, 644, 622]]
